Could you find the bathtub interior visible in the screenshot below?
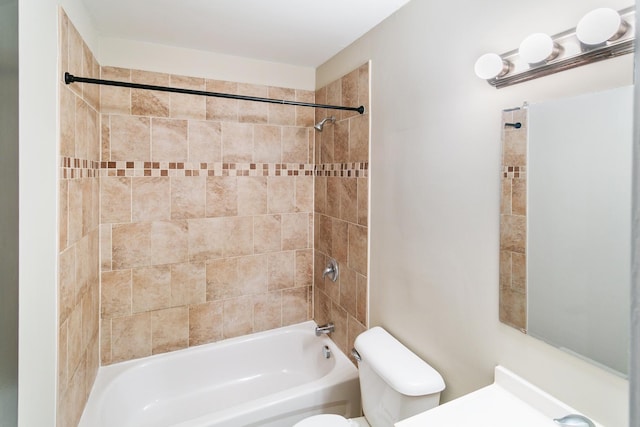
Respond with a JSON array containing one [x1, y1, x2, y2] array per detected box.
[[80, 321, 361, 427]]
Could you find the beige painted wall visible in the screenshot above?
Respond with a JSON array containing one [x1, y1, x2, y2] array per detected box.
[[317, 1, 632, 426]]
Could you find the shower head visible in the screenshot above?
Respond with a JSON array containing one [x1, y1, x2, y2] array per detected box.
[[314, 116, 336, 132]]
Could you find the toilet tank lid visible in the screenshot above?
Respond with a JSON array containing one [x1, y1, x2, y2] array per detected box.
[[354, 326, 445, 396]]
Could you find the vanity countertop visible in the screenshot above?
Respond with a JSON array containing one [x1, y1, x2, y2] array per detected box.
[[395, 366, 602, 427]]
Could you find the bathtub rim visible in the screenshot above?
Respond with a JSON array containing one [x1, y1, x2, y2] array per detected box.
[[80, 320, 360, 427]]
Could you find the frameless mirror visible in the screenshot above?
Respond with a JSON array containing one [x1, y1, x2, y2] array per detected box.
[[500, 86, 632, 376]]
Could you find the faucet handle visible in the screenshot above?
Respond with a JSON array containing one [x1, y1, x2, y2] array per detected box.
[[553, 414, 596, 427], [322, 258, 339, 282]]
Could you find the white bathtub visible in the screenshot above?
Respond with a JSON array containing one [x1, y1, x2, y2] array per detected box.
[[79, 321, 361, 427]]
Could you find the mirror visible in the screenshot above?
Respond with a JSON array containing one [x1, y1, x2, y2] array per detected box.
[[499, 86, 632, 376]]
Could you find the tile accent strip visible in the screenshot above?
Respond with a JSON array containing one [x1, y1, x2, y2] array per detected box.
[[60, 157, 369, 179]]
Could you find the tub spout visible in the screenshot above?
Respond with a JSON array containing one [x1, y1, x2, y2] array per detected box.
[[315, 322, 335, 336]]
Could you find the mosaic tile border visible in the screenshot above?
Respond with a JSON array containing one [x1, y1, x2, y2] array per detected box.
[[502, 166, 526, 179], [60, 157, 369, 179], [315, 162, 369, 178]]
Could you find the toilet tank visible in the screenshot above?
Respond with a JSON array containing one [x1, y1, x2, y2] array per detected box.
[[354, 327, 445, 427]]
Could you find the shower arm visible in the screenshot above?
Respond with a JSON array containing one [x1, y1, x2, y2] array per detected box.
[[64, 72, 365, 115]]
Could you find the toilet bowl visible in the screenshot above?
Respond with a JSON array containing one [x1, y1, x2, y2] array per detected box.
[[294, 327, 445, 427]]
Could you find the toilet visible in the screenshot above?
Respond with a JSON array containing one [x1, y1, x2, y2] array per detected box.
[[294, 326, 445, 427]]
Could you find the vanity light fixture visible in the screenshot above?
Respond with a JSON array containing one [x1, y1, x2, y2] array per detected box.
[[518, 33, 560, 64], [475, 6, 634, 88], [474, 53, 511, 80], [576, 8, 629, 46]]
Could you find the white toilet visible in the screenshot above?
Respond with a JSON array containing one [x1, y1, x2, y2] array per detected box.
[[294, 326, 445, 427]]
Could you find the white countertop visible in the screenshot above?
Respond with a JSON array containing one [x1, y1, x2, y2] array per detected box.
[[395, 366, 602, 427]]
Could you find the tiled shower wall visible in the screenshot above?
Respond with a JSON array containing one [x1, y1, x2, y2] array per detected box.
[[58, 10, 101, 426], [499, 108, 527, 331], [313, 63, 370, 359], [99, 69, 317, 364]]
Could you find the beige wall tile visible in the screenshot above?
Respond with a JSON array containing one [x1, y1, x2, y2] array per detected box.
[[109, 115, 151, 161], [67, 305, 83, 374], [100, 67, 131, 115], [326, 177, 340, 219], [206, 258, 238, 301], [330, 302, 348, 354], [237, 177, 267, 215], [206, 176, 238, 217], [171, 262, 206, 306], [132, 177, 170, 222], [253, 292, 282, 332], [282, 288, 309, 326], [206, 79, 238, 121], [349, 114, 369, 162], [111, 312, 151, 363], [347, 223, 367, 276], [500, 215, 526, 253], [295, 176, 313, 213], [356, 274, 368, 326], [512, 178, 526, 216], [282, 213, 309, 251], [150, 220, 189, 265], [223, 216, 254, 257], [254, 125, 282, 163], [357, 63, 370, 114], [295, 249, 313, 288], [268, 251, 295, 291], [253, 214, 282, 253], [74, 98, 88, 160], [101, 114, 111, 160], [151, 118, 188, 161], [503, 130, 526, 166], [170, 75, 206, 120], [295, 90, 315, 128], [340, 179, 357, 223], [151, 307, 189, 354], [339, 267, 357, 317], [341, 69, 359, 120], [112, 222, 151, 269], [132, 89, 170, 117], [60, 85, 76, 157], [188, 120, 222, 162], [314, 176, 327, 215], [59, 247, 75, 325], [331, 219, 348, 265], [188, 218, 225, 261], [268, 87, 295, 126], [333, 120, 349, 164], [501, 178, 512, 215], [222, 122, 253, 162], [315, 214, 332, 254], [100, 224, 112, 271], [101, 270, 132, 318], [238, 83, 268, 123], [314, 288, 331, 326], [101, 177, 131, 223], [239, 255, 269, 294], [189, 301, 223, 346], [67, 22, 83, 98], [357, 177, 368, 226], [223, 296, 253, 338], [171, 176, 206, 219], [268, 177, 295, 214], [132, 265, 172, 313], [100, 319, 112, 365], [59, 181, 69, 251], [282, 127, 308, 163]]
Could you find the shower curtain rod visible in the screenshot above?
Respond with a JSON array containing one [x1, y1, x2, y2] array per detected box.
[[64, 72, 365, 114]]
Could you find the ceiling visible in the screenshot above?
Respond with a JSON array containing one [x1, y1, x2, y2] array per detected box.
[[82, 0, 412, 68]]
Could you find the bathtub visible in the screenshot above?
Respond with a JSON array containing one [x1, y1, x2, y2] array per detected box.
[[79, 321, 361, 427]]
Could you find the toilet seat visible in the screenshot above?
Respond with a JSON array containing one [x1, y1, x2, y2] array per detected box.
[[294, 414, 368, 427]]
